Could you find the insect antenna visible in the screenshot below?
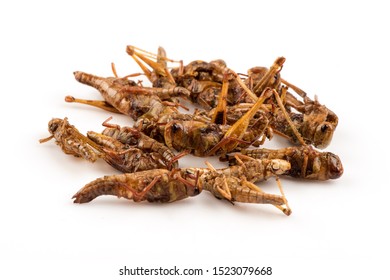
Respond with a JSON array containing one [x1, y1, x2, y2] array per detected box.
[[111, 62, 144, 80], [39, 135, 54, 143], [271, 88, 306, 146]]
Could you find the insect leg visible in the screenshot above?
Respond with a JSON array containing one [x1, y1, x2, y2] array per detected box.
[[206, 88, 272, 155], [123, 176, 162, 202], [101, 116, 120, 129], [275, 177, 291, 216], [211, 73, 228, 125], [281, 78, 308, 99], [214, 175, 233, 202], [65, 96, 122, 114], [253, 57, 285, 95], [271, 88, 306, 146], [166, 150, 190, 170], [243, 178, 291, 216], [126, 46, 154, 82]]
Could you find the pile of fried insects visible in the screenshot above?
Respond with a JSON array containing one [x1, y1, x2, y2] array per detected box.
[[40, 45, 343, 216]]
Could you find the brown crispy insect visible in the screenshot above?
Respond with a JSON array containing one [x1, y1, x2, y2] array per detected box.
[[86, 131, 170, 173], [73, 165, 291, 215], [39, 117, 100, 162], [244, 57, 338, 149], [40, 118, 180, 173], [182, 162, 291, 215], [96, 117, 182, 170], [69, 71, 176, 121], [72, 169, 200, 204], [224, 145, 343, 180], [270, 85, 338, 149]]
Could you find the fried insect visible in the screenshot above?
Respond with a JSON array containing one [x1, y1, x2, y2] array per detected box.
[[73, 165, 291, 215], [86, 131, 171, 173], [270, 85, 338, 149], [68, 71, 178, 121], [39, 117, 100, 162], [72, 169, 200, 203], [245, 57, 338, 149], [40, 118, 178, 173], [223, 145, 343, 180], [96, 117, 181, 170], [182, 162, 291, 215]]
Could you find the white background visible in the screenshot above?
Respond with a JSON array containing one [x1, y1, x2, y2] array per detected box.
[[1, 0, 389, 279]]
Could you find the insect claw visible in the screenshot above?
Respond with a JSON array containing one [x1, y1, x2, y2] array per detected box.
[[226, 199, 235, 206]]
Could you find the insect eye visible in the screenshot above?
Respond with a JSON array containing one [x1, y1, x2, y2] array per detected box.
[[271, 162, 280, 171], [171, 123, 180, 133], [48, 120, 61, 133], [49, 124, 57, 132], [321, 124, 329, 133], [328, 153, 344, 179]]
